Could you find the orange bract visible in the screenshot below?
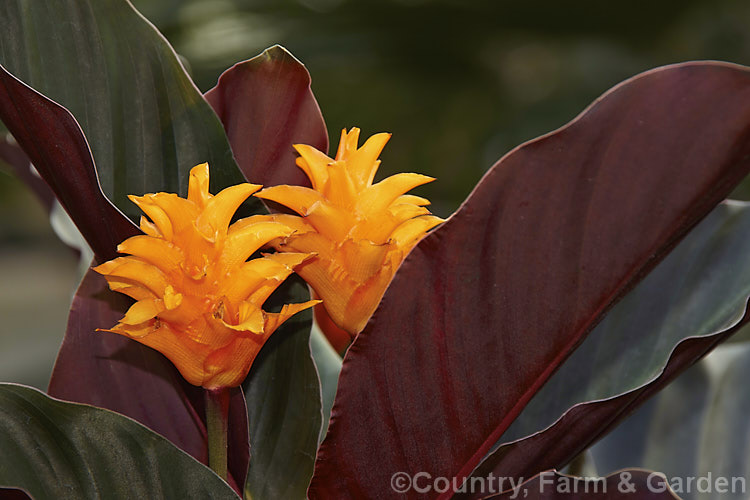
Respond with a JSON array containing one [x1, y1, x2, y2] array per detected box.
[[255, 128, 443, 344], [94, 163, 318, 389]]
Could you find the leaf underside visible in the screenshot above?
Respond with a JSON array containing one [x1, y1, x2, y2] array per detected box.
[[462, 201, 750, 493], [309, 62, 750, 499], [205, 45, 328, 191]]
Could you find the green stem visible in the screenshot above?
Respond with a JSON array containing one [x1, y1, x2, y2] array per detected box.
[[205, 387, 230, 481]]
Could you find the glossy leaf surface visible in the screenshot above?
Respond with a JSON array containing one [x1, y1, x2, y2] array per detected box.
[[309, 62, 750, 498], [466, 201, 750, 486], [0, 0, 246, 222], [0, 384, 238, 499]]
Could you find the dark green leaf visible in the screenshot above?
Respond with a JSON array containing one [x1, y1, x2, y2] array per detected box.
[[0, 383, 238, 499], [243, 277, 322, 500], [0, 0, 252, 221]]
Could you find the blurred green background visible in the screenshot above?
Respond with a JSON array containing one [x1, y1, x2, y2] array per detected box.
[[2, 0, 750, 388]]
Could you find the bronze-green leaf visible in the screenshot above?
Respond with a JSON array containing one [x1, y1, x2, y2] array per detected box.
[[0, 383, 239, 499], [0, 0, 250, 221]]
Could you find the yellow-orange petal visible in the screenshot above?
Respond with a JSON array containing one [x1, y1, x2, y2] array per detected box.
[[95, 257, 169, 297], [156, 293, 205, 329], [222, 301, 265, 333], [262, 213, 316, 237], [224, 253, 311, 304], [202, 335, 263, 389], [346, 132, 390, 188], [246, 279, 288, 307], [264, 251, 316, 269], [221, 219, 296, 270], [121, 298, 165, 325], [304, 200, 354, 241], [391, 214, 444, 248], [389, 203, 430, 223], [323, 161, 357, 207], [293, 267, 356, 331], [269, 231, 335, 267], [97, 162, 317, 389], [312, 301, 351, 353], [163, 285, 183, 310], [187, 163, 211, 207], [335, 128, 361, 161], [394, 194, 431, 207], [135, 323, 215, 387], [348, 204, 429, 244], [261, 130, 443, 344], [195, 183, 260, 239], [93, 256, 128, 275], [342, 261, 397, 334], [241, 253, 316, 307], [264, 299, 322, 335], [117, 235, 184, 275], [98, 321, 155, 339], [129, 195, 174, 240], [357, 173, 435, 215], [150, 193, 203, 235], [293, 144, 332, 190], [105, 278, 157, 302], [255, 185, 327, 218], [339, 238, 392, 284], [139, 215, 162, 237]]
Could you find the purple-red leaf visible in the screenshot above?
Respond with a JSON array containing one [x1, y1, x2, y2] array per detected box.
[[460, 201, 750, 495], [0, 65, 138, 261], [463, 329, 745, 497], [308, 62, 750, 498], [0, 488, 32, 500], [48, 268, 249, 494], [205, 45, 328, 189]]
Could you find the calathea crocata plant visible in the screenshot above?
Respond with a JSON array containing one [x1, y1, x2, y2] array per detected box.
[[2, 1, 750, 499]]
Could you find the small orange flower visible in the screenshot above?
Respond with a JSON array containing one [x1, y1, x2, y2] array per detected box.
[[255, 128, 443, 347], [94, 163, 318, 389]]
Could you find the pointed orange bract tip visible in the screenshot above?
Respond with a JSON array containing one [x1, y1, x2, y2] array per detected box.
[[94, 163, 317, 389], [255, 128, 443, 344]]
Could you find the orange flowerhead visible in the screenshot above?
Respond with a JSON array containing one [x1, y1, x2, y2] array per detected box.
[[255, 128, 443, 347], [94, 163, 318, 389]]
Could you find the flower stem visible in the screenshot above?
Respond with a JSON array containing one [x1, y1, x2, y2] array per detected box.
[[205, 387, 230, 481]]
